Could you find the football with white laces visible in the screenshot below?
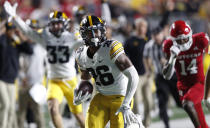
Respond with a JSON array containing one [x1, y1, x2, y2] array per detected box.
[[73, 80, 93, 105]]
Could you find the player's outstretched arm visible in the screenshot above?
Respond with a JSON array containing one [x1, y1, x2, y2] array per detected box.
[[204, 65, 210, 110], [162, 45, 180, 80], [3, 1, 43, 44], [114, 54, 144, 127], [101, 0, 111, 26]]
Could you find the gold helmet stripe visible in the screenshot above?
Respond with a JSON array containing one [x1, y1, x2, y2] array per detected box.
[[31, 19, 37, 24], [62, 13, 68, 19], [53, 11, 58, 18], [88, 16, 93, 26], [97, 17, 103, 23]]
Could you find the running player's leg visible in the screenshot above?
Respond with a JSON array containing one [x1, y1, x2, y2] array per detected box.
[[110, 95, 134, 128], [194, 102, 208, 128], [182, 83, 208, 128], [86, 93, 109, 128], [47, 80, 64, 128], [110, 95, 125, 128], [61, 78, 85, 128], [182, 99, 200, 127]]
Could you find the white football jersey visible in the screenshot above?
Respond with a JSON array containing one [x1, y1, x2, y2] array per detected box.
[[75, 40, 128, 96], [14, 17, 83, 79], [41, 29, 82, 79]]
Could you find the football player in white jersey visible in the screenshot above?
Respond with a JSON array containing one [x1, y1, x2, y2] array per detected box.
[[73, 15, 144, 128], [3, 1, 85, 128]]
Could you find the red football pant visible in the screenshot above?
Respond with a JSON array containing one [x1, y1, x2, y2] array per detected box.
[[178, 82, 209, 128]]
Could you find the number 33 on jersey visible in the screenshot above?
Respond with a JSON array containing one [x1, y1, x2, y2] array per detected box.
[[75, 40, 129, 96], [45, 31, 82, 79]]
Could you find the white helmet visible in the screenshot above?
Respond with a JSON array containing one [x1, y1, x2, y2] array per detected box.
[[169, 20, 193, 51]]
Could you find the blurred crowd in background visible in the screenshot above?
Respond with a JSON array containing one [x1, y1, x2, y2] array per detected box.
[[1, 0, 210, 34]]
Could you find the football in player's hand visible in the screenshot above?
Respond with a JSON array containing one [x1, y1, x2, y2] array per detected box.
[[77, 81, 93, 96]]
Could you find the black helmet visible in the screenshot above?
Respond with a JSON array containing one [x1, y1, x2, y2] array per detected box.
[[79, 15, 106, 47], [48, 11, 69, 37], [49, 11, 68, 23]]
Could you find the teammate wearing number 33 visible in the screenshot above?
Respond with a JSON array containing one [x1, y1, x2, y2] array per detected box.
[[3, 1, 85, 128], [162, 20, 209, 128], [74, 15, 144, 128]]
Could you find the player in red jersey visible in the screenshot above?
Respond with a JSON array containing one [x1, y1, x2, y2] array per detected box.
[[162, 20, 209, 128]]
